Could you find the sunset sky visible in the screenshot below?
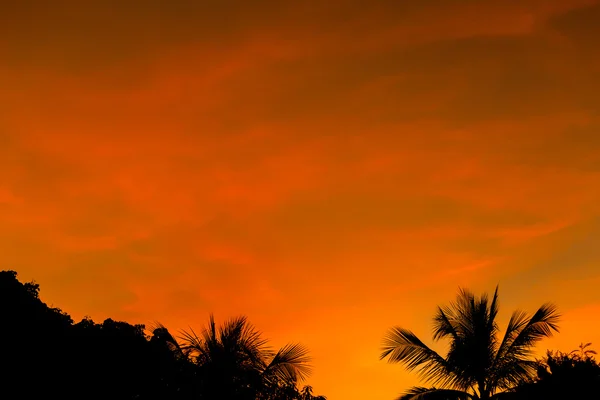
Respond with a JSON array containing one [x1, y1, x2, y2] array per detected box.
[[2, 1, 600, 398]]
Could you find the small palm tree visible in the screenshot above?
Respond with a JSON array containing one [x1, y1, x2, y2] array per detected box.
[[300, 385, 327, 400], [380, 286, 559, 400], [181, 314, 312, 399]]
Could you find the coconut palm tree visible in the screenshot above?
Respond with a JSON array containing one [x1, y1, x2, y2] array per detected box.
[[180, 314, 312, 400], [380, 286, 560, 400], [300, 385, 328, 400]]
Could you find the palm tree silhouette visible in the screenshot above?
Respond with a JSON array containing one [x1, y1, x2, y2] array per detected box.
[[380, 287, 560, 400], [300, 385, 327, 400], [180, 314, 312, 399]]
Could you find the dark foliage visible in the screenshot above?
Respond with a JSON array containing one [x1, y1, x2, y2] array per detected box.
[[511, 348, 600, 399], [380, 286, 560, 399], [0, 270, 325, 400]]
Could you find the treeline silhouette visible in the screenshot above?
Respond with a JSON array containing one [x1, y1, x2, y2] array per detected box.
[[0, 270, 326, 400], [4, 270, 600, 400]]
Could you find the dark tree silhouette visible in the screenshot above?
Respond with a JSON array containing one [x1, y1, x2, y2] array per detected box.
[[153, 314, 316, 400], [299, 385, 327, 400], [0, 270, 326, 400], [0, 270, 74, 398], [67, 316, 167, 400], [512, 347, 600, 399], [380, 287, 560, 400], [569, 342, 597, 360], [0, 269, 181, 399]]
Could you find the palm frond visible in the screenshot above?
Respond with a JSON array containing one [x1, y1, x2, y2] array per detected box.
[[491, 303, 559, 391], [501, 304, 559, 359], [487, 286, 500, 351], [381, 327, 454, 387], [149, 322, 188, 357], [488, 286, 500, 329], [495, 310, 529, 361], [452, 288, 478, 336], [179, 315, 227, 364], [436, 288, 499, 391], [490, 359, 538, 392], [265, 343, 312, 383], [397, 387, 474, 400], [236, 316, 271, 360], [179, 326, 207, 363], [433, 307, 459, 341]]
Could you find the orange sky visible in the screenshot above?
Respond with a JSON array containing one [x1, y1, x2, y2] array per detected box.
[[2, 1, 600, 398]]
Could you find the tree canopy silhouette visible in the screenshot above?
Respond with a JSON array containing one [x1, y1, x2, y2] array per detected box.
[[380, 286, 560, 400], [152, 315, 314, 400], [512, 346, 600, 399], [0, 270, 326, 400]]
